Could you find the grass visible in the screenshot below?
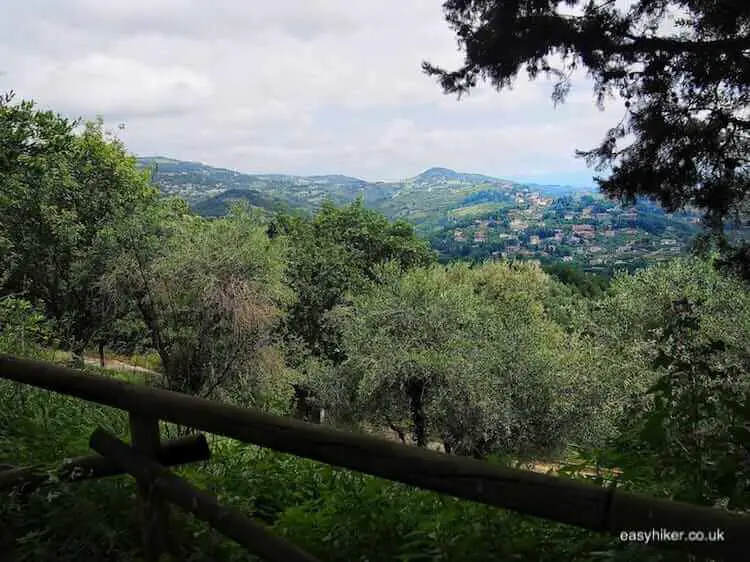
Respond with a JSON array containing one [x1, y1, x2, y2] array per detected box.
[[0, 349, 674, 562], [451, 203, 503, 218]]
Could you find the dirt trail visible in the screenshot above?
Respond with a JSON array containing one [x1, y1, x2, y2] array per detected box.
[[374, 425, 621, 478], [83, 356, 161, 376]]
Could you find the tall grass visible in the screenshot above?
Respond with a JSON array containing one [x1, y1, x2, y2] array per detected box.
[[0, 374, 681, 561]]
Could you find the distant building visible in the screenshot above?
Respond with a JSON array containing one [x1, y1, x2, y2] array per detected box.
[[529, 235, 540, 245], [454, 230, 466, 242], [572, 224, 596, 238]]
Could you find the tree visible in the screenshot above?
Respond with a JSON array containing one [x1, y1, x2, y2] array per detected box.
[[0, 296, 52, 357], [103, 202, 292, 402], [0, 92, 74, 178], [320, 260, 606, 458], [423, 1, 750, 240], [642, 298, 750, 507], [543, 262, 609, 298], [572, 256, 750, 450], [277, 198, 436, 364], [0, 96, 158, 364]]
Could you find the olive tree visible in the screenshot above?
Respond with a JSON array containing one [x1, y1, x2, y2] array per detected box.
[[319, 260, 609, 458], [103, 202, 292, 403]]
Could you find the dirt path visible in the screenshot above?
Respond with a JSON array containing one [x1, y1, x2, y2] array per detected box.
[[83, 356, 161, 376], [373, 424, 621, 479]]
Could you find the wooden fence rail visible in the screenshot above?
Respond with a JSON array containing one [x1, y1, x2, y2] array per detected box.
[[0, 434, 209, 493], [90, 428, 320, 562], [1, 354, 749, 561]]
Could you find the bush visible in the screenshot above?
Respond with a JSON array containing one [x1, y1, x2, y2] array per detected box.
[[0, 297, 52, 357]]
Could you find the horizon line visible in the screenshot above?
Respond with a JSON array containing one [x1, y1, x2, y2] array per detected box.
[[136, 154, 598, 190]]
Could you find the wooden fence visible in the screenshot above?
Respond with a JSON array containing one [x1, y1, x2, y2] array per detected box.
[[1, 354, 749, 561]]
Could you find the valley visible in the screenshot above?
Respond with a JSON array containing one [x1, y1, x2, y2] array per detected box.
[[138, 157, 711, 274]]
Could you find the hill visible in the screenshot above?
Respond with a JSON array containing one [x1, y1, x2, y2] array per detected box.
[[190, 188, 300, 217], [136, 157, 593, 222], [137, 156, 707, 273], [137, 157, 399, 211], [136, 157, 581, 213]]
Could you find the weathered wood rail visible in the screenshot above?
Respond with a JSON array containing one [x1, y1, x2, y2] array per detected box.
[[1, 354, 749, 561], [0, 434, 210, 493]]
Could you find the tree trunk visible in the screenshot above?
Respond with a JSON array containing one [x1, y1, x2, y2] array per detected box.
[[136, 295, 170, 375], [70, 343, 85, 369], [471, 439, 489, 460], [389, 423, 407, 444], [407, 379, 427, 448], [98, 340, 105, 368], [442, 434, 454, 455]]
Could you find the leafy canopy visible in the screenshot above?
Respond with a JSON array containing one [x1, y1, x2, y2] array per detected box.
[[321, 260, 609, 457], [102, 202, 291, 401], [277, 198, 436, 363], [0, 95, 157, 356], [424, 0, 750, 233]]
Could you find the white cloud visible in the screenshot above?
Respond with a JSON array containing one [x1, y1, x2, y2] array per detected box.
[[18, 54, 213, 119], [0, 0, 626, 184]]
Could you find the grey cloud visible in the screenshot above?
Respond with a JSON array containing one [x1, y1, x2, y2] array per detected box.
[[0, 0, 616, 182]]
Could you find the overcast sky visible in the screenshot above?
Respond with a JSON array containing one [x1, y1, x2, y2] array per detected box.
[[1, 1, 632, 185]]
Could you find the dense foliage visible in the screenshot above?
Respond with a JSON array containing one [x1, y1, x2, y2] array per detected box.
[[424, 0, 750, 262], [0, 95, 158, 364], [273, 198, 435, 364], [2, 91, 749, 562]]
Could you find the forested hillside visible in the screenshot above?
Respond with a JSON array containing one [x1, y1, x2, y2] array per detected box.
[[2, 0, 750, 560], [139, 156, 709, 274]]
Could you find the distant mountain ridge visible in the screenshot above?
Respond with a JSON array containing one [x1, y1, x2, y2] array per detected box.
[[136, 156, 708, 274], [136, 156, 593, 215]]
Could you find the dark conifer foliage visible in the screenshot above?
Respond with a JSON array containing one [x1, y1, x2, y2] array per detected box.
[[424, 0, 750, 237]]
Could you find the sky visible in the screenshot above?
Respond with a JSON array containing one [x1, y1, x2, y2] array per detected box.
[[0, 0, 633, 186]]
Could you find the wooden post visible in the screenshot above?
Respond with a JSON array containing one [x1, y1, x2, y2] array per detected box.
[[129, 414, 170, 562], [0, 434, 211, 494], [90, 428, 321, 562]]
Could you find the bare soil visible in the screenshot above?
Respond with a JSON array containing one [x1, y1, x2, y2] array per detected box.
[[83, 356, 160, 376]]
